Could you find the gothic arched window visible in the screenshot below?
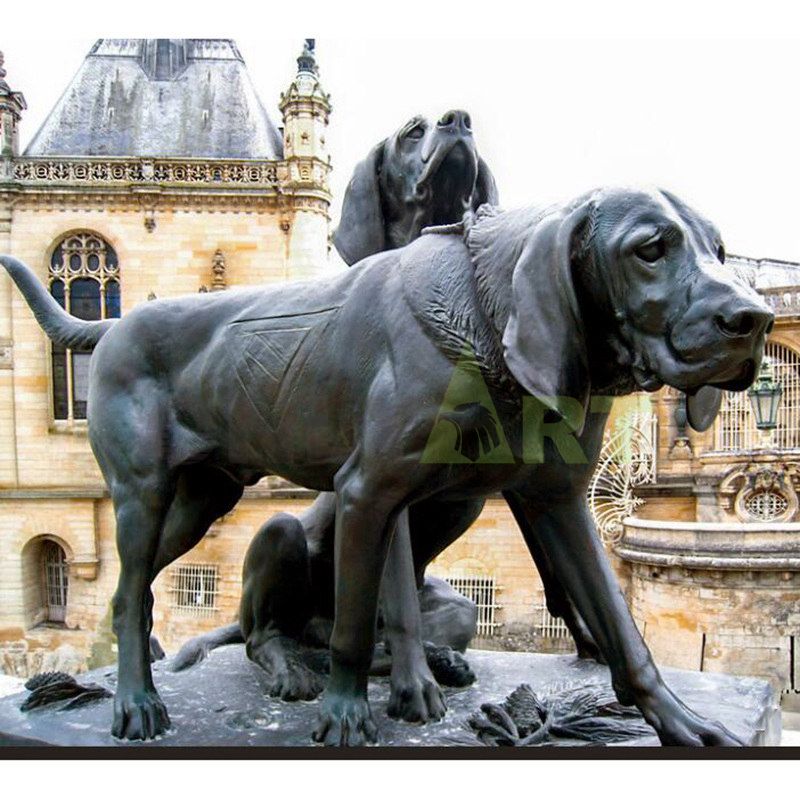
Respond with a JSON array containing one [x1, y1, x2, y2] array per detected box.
[[49, 232, 120, 420]]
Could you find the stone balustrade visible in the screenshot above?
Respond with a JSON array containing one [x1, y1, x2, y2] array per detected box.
[[761, 286, 800, 317], [618, 516, 800, 571]]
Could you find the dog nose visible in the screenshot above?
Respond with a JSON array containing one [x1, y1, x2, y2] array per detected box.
[[714, 303, 774, 340], [437, 109, 472, 132]]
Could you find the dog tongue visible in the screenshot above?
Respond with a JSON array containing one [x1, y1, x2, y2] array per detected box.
[[686, 386, 723, 432]]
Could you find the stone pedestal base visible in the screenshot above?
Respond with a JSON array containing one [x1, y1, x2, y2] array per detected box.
[[0, 647, 780, 748]]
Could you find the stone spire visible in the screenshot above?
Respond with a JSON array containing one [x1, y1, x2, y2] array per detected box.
[[0, 51, 27, 158], [296, 38, 318, 76], [279, 38, 331, 165], [278, 39, 333, 280]]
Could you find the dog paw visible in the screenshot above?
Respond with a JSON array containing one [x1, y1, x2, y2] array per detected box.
[[249, 636, 326, 701], [111, 687, 170, 741], [312, 692, 378, 746], [424, 643, 476, 687], [266, 661, 326, 702], [640, 688, 744, 746], [388, 665, 447, 723]]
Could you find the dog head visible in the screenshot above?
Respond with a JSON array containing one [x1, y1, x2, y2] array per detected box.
[[470, 188, 773, 432], [334, 110, 498, 265]]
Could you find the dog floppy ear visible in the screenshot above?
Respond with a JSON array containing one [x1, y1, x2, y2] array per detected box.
[[472, 157, 499, 210], [501, 200, 593, 432], [333, 141, 387, 266]]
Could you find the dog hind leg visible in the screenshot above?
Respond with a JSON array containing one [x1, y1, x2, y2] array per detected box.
[[240, 514, 324, 701], [145, 465, 244, 674], [109, 478, 174, 741]]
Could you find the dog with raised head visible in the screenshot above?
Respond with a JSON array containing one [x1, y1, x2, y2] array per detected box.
[[1, 186, 771, 746], [334, 109, 497, 264], [167, 111, 502, 696]]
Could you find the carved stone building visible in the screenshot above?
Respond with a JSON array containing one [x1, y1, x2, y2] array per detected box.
[[0, 39, 333, 674]]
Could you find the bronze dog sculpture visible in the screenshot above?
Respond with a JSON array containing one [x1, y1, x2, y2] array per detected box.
[[1, 186, 772, 746], [333, 108, 497, 263], [171, 108, 608, 693], [168, 110, 507, 693]]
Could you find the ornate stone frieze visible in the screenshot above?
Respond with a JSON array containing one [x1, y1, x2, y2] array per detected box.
[[761, 286, 800, 317], [10, 157, 285, 188]]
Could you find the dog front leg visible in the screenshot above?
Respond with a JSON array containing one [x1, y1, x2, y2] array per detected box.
[[381, 508, 447, 723], [312, 471, 404, 747], [507, 490, 742, 747], [504, 491, 604, 662]]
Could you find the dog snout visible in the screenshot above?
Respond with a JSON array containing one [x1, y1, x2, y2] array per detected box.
[[437, 109, 472, 133], [714, 303, 774, 340], [671, 272, 774, 367]]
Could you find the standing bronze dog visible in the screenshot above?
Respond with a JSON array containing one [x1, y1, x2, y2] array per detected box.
[[1, 186, 771, 746], [170, 109, 499, 697]]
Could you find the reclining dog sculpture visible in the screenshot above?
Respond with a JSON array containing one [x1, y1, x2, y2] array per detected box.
[[1, 185, 772, 746]]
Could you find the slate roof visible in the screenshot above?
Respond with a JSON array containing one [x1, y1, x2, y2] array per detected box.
[[24, 39, 283, 159]]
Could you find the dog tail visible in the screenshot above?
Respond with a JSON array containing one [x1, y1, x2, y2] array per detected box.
[[169, 623, 245, 672], [1, 255, 117, 349]]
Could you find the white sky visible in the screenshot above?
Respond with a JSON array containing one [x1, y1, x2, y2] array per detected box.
[[3, 9, 800, 261]]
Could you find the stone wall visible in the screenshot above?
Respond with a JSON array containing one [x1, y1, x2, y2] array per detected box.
[[0, 195, 337, 675], [617, 517, 800, 703], [0, 491, 557, 676]]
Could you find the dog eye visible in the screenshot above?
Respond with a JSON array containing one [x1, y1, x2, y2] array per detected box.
[[635, 238, 666, 263], [717, 244, 726, 264], [406, 126, 425, 140]]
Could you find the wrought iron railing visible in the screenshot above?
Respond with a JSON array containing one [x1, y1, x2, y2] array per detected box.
[[716, 341, 800, 451], [587, 411, 658, 545]]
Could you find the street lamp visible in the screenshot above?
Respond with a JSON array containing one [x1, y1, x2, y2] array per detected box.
[[748, 358, 783, 431]]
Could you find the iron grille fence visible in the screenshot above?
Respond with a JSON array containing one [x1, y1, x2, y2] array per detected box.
[[716, 342, 800, 451], [443, 573, 501, 637], [42, 541, 68, 623], [169, 563, 220, 615], [532, 604, 571, 640]]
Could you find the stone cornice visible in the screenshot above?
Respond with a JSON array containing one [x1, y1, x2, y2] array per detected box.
[[8, 190, 331, 216], [618, 516, 800, 571], [0, 487, 108, 499], [1, 156, 331, 214]]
